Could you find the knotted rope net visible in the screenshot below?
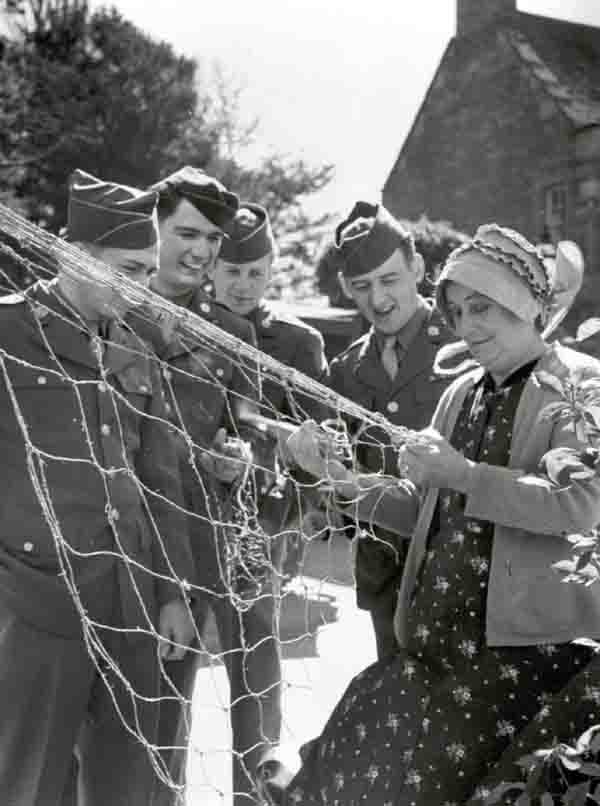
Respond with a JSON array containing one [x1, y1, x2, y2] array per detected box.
[[0, 203, 414, 804]]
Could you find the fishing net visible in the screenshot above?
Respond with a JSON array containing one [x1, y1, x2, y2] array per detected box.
[[0, 204, 412, 804]]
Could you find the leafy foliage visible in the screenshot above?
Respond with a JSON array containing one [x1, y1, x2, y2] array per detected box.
[[0, 0, 333, 266], [1, 2, 200, 226]]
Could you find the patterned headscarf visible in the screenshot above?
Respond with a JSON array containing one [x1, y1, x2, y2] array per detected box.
[[434, 224, 584, 374]]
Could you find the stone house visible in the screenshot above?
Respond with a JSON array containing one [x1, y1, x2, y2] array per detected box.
[[382, 0, 600, 322]]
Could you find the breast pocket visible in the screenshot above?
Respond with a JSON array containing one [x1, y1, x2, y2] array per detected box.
[[166, 353, 231, 443], [6, 363, 83, 454]]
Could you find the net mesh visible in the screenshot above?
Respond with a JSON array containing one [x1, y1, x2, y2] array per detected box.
[[0, 204, 414, 804]]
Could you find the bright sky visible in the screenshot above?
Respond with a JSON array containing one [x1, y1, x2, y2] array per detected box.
[[94, 0, 600, 218]]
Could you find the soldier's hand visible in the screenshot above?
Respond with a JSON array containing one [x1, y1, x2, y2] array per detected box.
[[202, 428, 252, 484], [158, 599, 195, 661], [286, 420, 348, 482]]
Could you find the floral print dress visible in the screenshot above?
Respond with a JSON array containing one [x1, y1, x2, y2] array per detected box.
[[285, 362, 594, 806]]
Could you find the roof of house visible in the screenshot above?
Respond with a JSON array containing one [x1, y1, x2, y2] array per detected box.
[[384, 8, 600, 192], [505, 10, 600, 128]]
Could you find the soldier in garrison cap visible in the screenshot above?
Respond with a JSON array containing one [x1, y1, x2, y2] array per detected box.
[[214, 202, 328, 417], [135, 168, 265, 806], [212, 202, 329, 777], [0, 169, 195, 806], [287, 201, 456, 660]]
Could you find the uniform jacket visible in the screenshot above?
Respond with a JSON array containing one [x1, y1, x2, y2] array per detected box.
[[247, 301, 328, 420], [129, 286, 261, 581], [389, 342, 600, 647], [0, 281, 193, 637], [328, 299, 454, 475], [245, 301, 329, 530], [132, 288, 258, 461], [327, 299, 455, 610]]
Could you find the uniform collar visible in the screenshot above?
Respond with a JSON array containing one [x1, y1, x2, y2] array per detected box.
[[245, 300, 273, 332], [354, 298, 443, 391], [25, 280, 142, 375]]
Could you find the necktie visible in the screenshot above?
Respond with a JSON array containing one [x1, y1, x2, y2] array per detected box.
[[381, 335, 401, 380]]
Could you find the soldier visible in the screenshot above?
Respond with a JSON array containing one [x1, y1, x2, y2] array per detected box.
[[211, 201, 329, 776], [0, 170, 194, 806], [214, 203, 327, 407], [324, 201, 455, 659], [137, 168, 269, 806]]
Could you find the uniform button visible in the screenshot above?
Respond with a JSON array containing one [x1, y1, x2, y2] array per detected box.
[[139, 384, 149, 393], [262, 320, 271, 329], [110, 508, 120, 522], [200, 302, 210, 314], [23, 541, 34, 553], [98, 382, 107, 393], [216, 368, 224, 378], [387, 401, 399, 414], [37, 375, 47, 385], [427, 326, 440, 337], [101, 424, 111, 436]]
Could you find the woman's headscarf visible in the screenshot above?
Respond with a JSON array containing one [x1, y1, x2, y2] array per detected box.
[[433, 224, 584, 375]]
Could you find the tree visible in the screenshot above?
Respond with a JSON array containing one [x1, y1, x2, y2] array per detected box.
[[0, 0, 334, 274], [1, 1, 201, 226]]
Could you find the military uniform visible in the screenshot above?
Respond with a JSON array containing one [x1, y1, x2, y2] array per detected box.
[[328, 299, 455, 657], [133, 287, 278, 806], [242, 299, 329, 764], [248, 300, 327, 416], [0, 281, 192, 806], [246, 299, 328, 525]]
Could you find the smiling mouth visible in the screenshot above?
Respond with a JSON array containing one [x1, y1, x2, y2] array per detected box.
[[373, 306, 395, 317], [179, 261, 207, 273]]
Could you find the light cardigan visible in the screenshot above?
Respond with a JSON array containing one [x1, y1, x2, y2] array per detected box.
[[349, 342, 600, 647]]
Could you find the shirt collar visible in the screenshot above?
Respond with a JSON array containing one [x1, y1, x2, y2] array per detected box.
[[480, 357, 540, 393]]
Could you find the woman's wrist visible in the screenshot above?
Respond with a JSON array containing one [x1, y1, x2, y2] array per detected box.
[[453, 459, 477, 493]]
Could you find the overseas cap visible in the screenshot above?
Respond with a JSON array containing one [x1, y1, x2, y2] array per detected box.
[[67, 169, 159, 249], [219, 203, 276, 263], [150, 166, 239, 230], [335, 201, 414, 277]]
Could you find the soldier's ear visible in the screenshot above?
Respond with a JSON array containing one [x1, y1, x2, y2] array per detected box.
[[338, 272, 353, 300], [411, 253, 425, 285]]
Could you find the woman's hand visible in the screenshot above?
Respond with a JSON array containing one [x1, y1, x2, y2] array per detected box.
[[397, 427, 474, 491]]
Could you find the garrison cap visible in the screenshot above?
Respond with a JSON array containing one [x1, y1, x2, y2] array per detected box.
[[218, 203, 276, 263], [334, 201, 414, 278], [150, 166, 239, 230], [67, 170, 159, 249]]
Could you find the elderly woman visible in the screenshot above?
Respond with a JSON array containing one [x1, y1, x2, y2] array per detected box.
[[276, 224, 600, 806]]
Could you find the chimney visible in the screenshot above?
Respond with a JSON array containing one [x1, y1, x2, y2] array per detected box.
[[457, 0, 516, 37]]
